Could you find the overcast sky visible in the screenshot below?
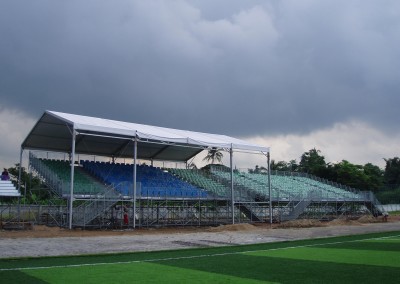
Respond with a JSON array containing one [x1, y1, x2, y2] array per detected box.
[[1, 0, 399, 170]]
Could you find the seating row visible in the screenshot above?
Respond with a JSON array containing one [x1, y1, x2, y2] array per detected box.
[[38, 159, 360, 201], [210, 168, 361, 200], [169, 168, 228, 197], [81, 161, 208, 198], [39, 159, 105, 195]]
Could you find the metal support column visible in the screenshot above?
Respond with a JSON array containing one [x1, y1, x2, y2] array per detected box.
[[230, 147, 234, 224], [267, 151, 272, 224], [133, 136, 138, 228], [17, 148, 23, 194], [68, 130, 76, 229], [17, 148, 23, 222]]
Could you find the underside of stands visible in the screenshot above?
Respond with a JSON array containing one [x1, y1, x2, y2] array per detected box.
[[28, 152, 382, 229]]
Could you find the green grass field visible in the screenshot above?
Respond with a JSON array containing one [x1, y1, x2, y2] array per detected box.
[[1, 231, 400, 283]]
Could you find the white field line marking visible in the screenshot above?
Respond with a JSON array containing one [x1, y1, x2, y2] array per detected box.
[[1, 234, 399, 272]]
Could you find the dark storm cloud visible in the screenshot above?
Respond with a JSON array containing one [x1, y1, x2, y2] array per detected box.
[[1, 0, 400, 137]]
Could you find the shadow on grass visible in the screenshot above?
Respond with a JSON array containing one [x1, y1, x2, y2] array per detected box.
[[158, 253, 400, 283], [321, 241, 400, 252], [0, 270, 48, 284]]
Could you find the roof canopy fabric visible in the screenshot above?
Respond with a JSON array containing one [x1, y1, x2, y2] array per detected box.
[[22, 111, 269, 161]]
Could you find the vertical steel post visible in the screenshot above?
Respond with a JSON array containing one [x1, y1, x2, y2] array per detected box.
[[68, 130, 76, 229], [17, 148, 23, 222], [230, 147, 234, 224], [267, 151, 272, 224], [133, 136, 138, 229], [17, 148, 23, 194]]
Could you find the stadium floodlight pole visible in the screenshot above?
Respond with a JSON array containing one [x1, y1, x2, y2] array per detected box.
[[267, 151, 272, 224], [133, 135, 138, 229], [230, 146, 235, 224], [68, 129, 76, 230]]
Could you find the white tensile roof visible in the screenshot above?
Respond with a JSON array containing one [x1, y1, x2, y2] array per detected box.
[[22, 111, 269, 161]]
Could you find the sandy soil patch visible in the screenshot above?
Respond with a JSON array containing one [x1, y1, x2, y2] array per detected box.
[[1, 217, 399, 259]]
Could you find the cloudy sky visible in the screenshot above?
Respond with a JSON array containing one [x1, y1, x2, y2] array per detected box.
[[1, 0, 399, 170]]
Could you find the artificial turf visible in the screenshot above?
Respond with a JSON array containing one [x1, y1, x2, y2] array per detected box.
[[1, 230, 399, 283]]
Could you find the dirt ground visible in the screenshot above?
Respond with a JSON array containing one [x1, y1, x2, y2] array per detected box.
[[1, 215, 399, 259]]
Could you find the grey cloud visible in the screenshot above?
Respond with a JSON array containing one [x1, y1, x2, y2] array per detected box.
[[1, 0, 399, 138]]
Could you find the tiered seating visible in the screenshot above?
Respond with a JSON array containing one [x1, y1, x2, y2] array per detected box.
[[250, 173, 361, 199], [210, 170, 269, 197], [81, 161, 208, 198], [239, 173, 294, 198], [293, 176, 360, 199], [39, 159, 360, 201], [169, 168, 228, 197], [250, 173, 308, 198], [40, 159, 104, 195]]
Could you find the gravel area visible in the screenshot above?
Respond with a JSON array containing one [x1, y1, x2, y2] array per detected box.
[[1, 220, 400, 259]]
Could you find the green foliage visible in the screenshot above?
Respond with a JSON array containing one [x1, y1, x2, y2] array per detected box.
[[299, 148, 326, 176], [384, 157, 400, 185], [375, 187, 400, 204], [288, 159, 299, 172], [203, 148, 224, 164], [187, 162, 197, 169], [6, 164, 51, 204], [293, 149, 389, 191], [251, 159, 298, 173], [333, 160, 373, 190], [363, 163, 385, 190], [201, 163, 230, 172], [248, 165, 268, 174]]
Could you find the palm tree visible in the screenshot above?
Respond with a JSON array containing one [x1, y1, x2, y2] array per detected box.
[[188, 162, 198, 169], [203, 148, 223, 164]]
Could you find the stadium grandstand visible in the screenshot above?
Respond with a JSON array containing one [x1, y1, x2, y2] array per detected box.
[[15, 110, 382, 229]]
